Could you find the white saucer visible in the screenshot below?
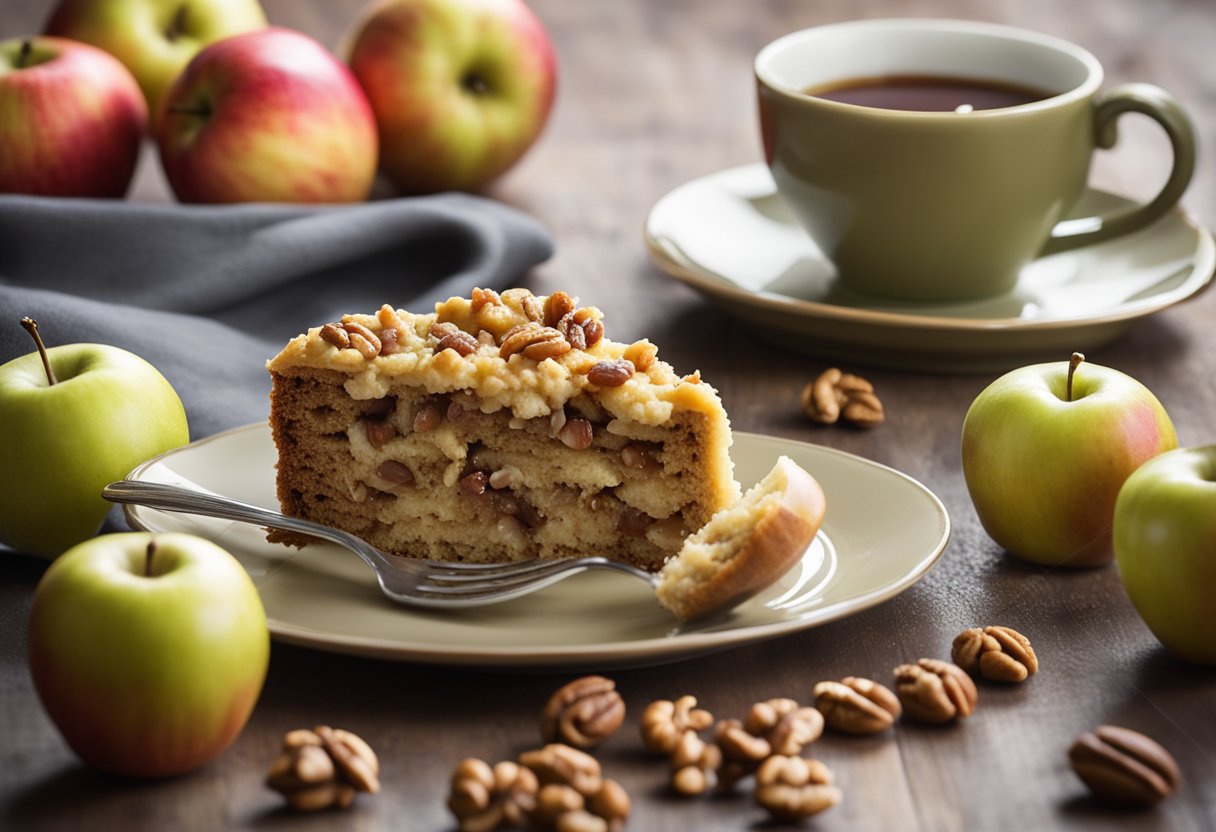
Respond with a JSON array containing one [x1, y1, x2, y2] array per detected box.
[[645, 164, 1214, 372]]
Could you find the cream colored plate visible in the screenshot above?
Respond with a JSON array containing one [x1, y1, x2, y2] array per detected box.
[[122, 422, 949, 669], [645, 164, 1214, 372]]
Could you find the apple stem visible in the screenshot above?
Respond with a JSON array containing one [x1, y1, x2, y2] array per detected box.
[[19, 318, 57, 386], [145, 540, 157, 577], [17, 39, 32, 70], [1067, 352, 1085, 402], [167, 103, 212, 118]]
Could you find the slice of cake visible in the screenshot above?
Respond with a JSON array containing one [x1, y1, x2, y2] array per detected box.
[[267, 288, 740, 570]]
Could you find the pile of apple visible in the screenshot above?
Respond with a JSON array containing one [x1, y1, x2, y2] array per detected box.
[[0, 0, 557, 202], [961, 353, 1215, 666]]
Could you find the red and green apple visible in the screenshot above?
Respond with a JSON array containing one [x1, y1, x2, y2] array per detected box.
[[44, 0, 267, 119], [28, 532, 270, 777], [155, 26, 379, 203], [346, 0, 557, 194], [961, 353, 1177, 567], [0, 36, 146, 197], [0, 319, 189, 558], [1113, 446, 1216, 664]]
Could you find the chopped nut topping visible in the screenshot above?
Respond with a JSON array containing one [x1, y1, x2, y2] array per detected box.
[[587, 360, 634, 388], [471, 287, 502, 311], [378, 326, 402, 355], [437, 330, 480, 357], [430, 321, 463, 340], [500, 322, 571, 361], [543, 291, 576, 327], [623, 340, 657, 372], [319, 323, 351, 349]]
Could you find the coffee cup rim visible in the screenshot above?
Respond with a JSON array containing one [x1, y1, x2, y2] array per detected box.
[[755, 18, 1104, 117]]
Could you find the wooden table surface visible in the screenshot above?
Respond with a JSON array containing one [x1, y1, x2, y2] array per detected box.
[[2, 1, 1214, 830]]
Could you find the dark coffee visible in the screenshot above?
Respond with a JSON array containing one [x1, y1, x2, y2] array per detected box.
[[805, 75, 1054, 112]]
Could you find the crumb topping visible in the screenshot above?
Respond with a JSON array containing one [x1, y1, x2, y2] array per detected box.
[[267, 288, 721, 426]]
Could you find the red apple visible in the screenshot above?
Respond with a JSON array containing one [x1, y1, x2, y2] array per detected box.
[[29, 532, 269, 777], [346, 0, 557, 194], [44, 0, 267, 120], [961, 353, 1177, 567], [155, 27, 378, 204], [0, 36, 146, 197]]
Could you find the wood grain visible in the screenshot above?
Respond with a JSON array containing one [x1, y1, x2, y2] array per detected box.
[[2, 0, 1214, 829]]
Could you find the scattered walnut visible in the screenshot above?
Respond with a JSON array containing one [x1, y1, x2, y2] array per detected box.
[[669, 728, 722, 796], [266, 726, 379, 812], [1068, 725, 1181, 808], [447, 758, 538, 832], [802, 368, 884, 427], [952, 626, 1038, 683], [587, 360, 634, 388], [518, 744, 603, 798], [894, 659, 978, 724], [541, 676, 626, 749], [640, 695, 714, 755], [714, 698, 823, 791], [813, 677, 902, 735], [753, 755, 841, 820]]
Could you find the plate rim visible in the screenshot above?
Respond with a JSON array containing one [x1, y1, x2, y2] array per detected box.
[[123, 421, 951, 668], [644, 162, 1215, 334]]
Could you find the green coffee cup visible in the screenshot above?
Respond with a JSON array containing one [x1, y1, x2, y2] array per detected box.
[[755, 19, 1196, 302]]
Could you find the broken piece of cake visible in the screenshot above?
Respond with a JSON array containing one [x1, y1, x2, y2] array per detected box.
[[266, 288, 826, 616]]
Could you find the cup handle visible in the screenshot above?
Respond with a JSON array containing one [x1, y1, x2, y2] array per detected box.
[[1039, 83, 1196, 256]]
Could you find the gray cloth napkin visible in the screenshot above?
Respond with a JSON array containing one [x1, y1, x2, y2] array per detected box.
[[0, 193, 554, 438]]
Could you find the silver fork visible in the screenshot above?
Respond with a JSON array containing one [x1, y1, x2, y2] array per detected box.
[[102, 480, 657, 609]]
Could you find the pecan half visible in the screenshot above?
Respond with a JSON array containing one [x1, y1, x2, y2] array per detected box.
[[952, 626, 1038, 683], [540, 676, 626, 749], [1068, 725, 1181, 808], [813, 677, 901, 735], [587, 360, 634, 388], [894, 659, 978, 724], [438, 330, 480, 357], [543, 291, 577, 327]]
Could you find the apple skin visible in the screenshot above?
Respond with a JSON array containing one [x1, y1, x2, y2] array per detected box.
[[1113, 446, 1216, 664], [961, 359, 1177, 567], [0, 36, 146, 197], [155, 27, 379, 204], [0, 342, 189, 558], [346, 0, 557, 194], [44, 0, 267, 119], [28, 532, 269, 777]]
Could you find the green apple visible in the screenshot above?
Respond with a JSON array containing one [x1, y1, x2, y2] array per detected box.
[[0, 319, 189, 558], [346, 0, 557, 194], [1113, 446, 1216, 664], [44, 0, 267, 119], [28, 532, 270, 777], [961, 353, 1177, 567]]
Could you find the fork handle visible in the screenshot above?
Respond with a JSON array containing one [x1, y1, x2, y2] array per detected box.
[[102, 480, 388, 569]]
